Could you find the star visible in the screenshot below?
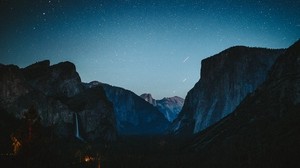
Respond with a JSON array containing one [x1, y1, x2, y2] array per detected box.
[[1, 0, 299, 99]]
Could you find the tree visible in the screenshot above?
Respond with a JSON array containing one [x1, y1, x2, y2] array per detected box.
[[23, 105, 40, 142]]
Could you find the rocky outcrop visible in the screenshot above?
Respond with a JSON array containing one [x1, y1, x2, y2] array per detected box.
[[85, 82, 170, 135], [171, 46, 285, 135], [156, 96, 184, 122], [67, 86, 116, 141], [140, 93, 184, 122], [0, 64, 30, 105], [186, 40, 300, 167], [0, 61, 116, 142], [22, 60, 83, 98], [140, 93, 157, 106]]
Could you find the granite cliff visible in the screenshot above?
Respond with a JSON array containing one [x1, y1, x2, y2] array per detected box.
[[0, 60, 116, 142], [85, 82, 170, 135], [171, 46, 285, 135], [140, 93, 184, 122], [186, 40, 300, 168]]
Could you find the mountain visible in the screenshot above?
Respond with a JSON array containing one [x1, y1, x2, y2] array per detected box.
[[140, 93, 157, 106], [85, 81, 170, 135], [66, 86, 116, 141], [185, 40, 300, 167], [170, 46, 285, 135], [156, 96, 184, 122], [0, 60, 116, 142], [140, 93, 184, 122], [22, 60, 83, 98]]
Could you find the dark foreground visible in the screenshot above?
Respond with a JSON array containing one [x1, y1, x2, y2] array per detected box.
[[1, 133, 300, 168]]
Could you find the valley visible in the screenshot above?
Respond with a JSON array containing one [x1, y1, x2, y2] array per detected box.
[[1, 40, 300, 168]]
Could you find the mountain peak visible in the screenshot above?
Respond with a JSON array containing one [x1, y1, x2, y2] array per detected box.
[[161, 96, 184, 102], [170, 46, 285, 135], [186, 39, 300, 167], [21, 60, 83, 98], [140, 93, 184, 122], [25, 60, 50, 69], [85, 81, 102, 88], [140, 93, 153, 98], [51, 61, 77, 73], [100, 86, 169, 135], [140, 93, 156, 106]]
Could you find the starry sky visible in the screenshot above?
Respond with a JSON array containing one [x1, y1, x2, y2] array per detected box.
[[1, 0, 299, 99]]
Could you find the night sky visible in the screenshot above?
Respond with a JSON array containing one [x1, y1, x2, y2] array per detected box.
[[1, 0, 299, 99]]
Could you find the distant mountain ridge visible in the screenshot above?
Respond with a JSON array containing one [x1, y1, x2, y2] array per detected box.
[[170, 46, 285, 135], [140, 93, 184, 122], [140, 93, 157, 106], [85, 82, 170, 135], [0, 60, 171, 140]]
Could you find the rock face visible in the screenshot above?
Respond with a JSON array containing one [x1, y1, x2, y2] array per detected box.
[[171, 47, 285, 135], [140, 93, 157, 106], [140, 93, 184, 122], [67, 86, 116, 141], [156, 96, 184, 122], [187, 40, 300, 167], [0, 60, 116, 142], [85, 82, 170, 135], [22, 60, 83, 98]]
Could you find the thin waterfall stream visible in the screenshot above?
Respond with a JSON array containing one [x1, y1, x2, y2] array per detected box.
[[75, 112, 84, 141]]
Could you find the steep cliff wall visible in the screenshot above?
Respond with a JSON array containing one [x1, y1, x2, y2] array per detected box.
[[0, 61, 116, 142], [86, 82, 170, 135], [186, 40, 300, 168], [171, 46, 285, 135]]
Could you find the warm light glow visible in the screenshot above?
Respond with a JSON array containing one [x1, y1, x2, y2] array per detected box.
[[98, 159, 101, 168], [84, 155, 94, 162], [11, 136, 21, 155]]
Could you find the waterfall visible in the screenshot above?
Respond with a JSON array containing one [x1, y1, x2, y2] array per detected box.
[[75, 112, 84, 141]]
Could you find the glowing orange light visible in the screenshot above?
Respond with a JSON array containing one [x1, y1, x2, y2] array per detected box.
[[11, 136, 21, 155], [84, 155, 94, 162]]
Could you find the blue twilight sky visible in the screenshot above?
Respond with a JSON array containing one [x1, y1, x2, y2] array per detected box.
[[0, 0, 299, 99]]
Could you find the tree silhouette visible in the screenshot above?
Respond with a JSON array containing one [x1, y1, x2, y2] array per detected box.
[[23, 105, 40, 142]]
